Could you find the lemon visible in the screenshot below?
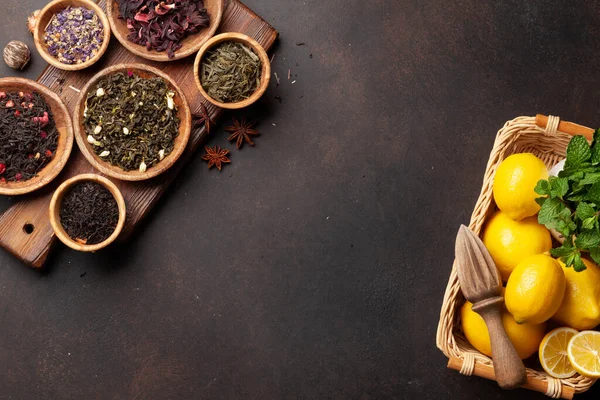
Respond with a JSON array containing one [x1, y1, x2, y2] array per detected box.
[[567, 330, 600, 378], [461, 299, 546, 360], [483, 211, 552, 281], [505, 254, 566, 324], [539, 327, 578, 379], [552, 258, 600, 330], [493, 153, 548, 221]]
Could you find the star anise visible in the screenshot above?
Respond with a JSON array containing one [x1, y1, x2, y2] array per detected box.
[[201, 146, 230, 171], [225, 118, 259, 149], [192, 103, 212, 133]]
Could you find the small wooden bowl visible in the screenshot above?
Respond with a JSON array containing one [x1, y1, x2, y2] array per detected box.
[[0, 78, 73, 196], [194, 32, 271, 109], [73, 63, 192, 181], [107, 0, 224, 62], [49, 174, 126, 252], [33, 0, 111, 71]]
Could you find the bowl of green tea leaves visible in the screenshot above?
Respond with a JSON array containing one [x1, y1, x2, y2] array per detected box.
[[194, 32, 271, 109], [73, 63, 192, 181]]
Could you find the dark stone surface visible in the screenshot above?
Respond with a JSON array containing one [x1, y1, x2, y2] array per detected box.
[[1, 0, 600, 399]]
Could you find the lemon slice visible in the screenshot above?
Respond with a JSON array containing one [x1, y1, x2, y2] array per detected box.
[[567, 330, 600, 378], [539, 327, 578, 378]]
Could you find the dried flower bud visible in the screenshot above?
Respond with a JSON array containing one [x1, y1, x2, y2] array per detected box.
[[5, 100, 14, 108], [34, 153, 40, 160], [3, 41, 30, 70], [158, 149, 165, 161], [139, 161, 147, 173], [87, 135, 95, 144], [96, 88, 105, 97], [94, 125, 102, 134], [99, 150, 110, 157], [27, 10, 41, 35], [166, 92, 175, 110], [123, 127, 129, 135]]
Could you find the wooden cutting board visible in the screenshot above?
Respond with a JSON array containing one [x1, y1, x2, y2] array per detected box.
[[0, 0, 278, 268]]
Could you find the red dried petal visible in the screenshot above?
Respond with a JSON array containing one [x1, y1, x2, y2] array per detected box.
[[45, 150, 53, 157], [15, 173, 22, 181], [0, 163, 5, 175]]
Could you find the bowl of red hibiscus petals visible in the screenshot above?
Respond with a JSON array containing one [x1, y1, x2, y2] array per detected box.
[[49, 174, 126, 252], [107, 0, 224, 62], [0, 77, 74, 196], [34, 0, 111, 71]]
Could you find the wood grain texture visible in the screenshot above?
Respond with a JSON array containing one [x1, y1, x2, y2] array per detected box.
[[72, 63, 192, 181], [33, 0, 112, 71], [0, 0, 278, 268], [454, 225, 526, 390], [535, 114, 595, 140]]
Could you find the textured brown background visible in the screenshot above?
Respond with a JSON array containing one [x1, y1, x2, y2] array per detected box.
[[1, 0, 600, 399]]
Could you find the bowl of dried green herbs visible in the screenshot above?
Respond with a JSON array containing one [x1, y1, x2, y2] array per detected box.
[[194, 32, 271, 109], [34, 0, 111, 71], [73, 63, 192, 181]]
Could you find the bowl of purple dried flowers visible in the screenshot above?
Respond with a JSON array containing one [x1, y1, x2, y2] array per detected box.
[[107, 0, 224, 62], [34, 0, 111, 71]]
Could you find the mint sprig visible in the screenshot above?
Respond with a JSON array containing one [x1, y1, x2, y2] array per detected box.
[[535, 129, 600, 272]]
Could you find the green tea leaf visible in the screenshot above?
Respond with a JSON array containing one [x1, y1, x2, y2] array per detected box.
[[576, 202, 596, 220], [566, 135, 592, 168]]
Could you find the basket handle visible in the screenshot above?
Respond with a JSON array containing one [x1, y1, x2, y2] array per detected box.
[[535, 114, 594, 140], [447, 357, 575, 399]]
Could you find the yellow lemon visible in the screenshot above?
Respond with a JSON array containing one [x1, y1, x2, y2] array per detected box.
[[539, 327, 578, 379], [461, 300, 546, 360], [505, 254, 566, 324], [552, 258, 600, 330], [482, 211, 552, 281], [493, 153, 548, 221], [567, 330, 600, 378]]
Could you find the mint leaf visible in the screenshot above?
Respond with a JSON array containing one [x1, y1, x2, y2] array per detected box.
[[534, 179, 551, 196], [592, 129, 600, 164], [580, 172, 600, 185], [587, 182, 600, 204], [550, 244, 577, 258], [538, 197, 565, 225], [590, 247, 600, 265], [576, 202, 596, 220], [573, 253, 587, 272], [566, 135, 592, 168], [575, 230, 600, 249], [549, 176, 569, 198], [582, 216, 598, 230]]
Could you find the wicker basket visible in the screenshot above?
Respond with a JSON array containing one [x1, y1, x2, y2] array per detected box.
[[436, 115, 598, 399]]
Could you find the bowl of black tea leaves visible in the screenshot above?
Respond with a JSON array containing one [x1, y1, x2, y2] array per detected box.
[[0, 77, 74, 196], [74, 64, 192, 181], [194, 32, 271, 109], [49, 174, 126, 252]]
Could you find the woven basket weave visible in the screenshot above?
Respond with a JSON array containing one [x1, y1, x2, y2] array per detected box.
[[436, 115, 597, 399]]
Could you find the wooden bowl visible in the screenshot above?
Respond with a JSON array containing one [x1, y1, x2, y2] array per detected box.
[[73, 63, 192, 181], [107, 0, 224, 62], [33, 0, 111, 71], [0, 78, 73, 196], [49, 174, 126, 252], [193, 32, 271, 109]]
